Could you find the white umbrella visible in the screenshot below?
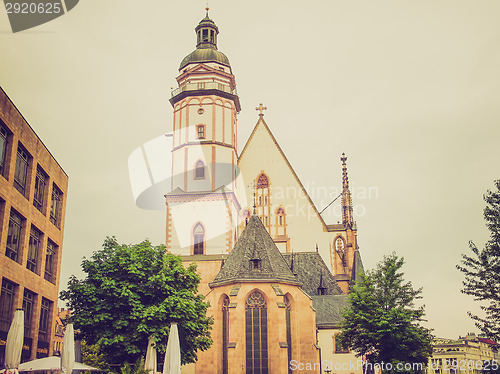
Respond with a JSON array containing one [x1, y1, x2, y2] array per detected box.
[[144, 337, 157, 374], [4, 309, 24, 373], [162, 323, 180, 374], [18, 357, 99, 372], [61, 324, 75, 374]]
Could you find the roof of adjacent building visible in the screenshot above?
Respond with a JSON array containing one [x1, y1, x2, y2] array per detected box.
[[313, 295, 349, 329], [282, 252, 343, 297], [210, 215, 301, 287], [351, 250, 365, 285]]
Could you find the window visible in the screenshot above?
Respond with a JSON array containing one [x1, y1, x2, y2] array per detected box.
[[14, 144, 30, 196], [50, 183, 62, 228], [285, 295, 292, 374], [33, 166, 47, 212], [0, 123, 9, 177], [0, 279, 17, 332], [335, 334, 349, 353], [23, 289, 35, 338], [256, 173, 271, 232], [38, 298, 52, 342], [245, 291, 268, 374], [336, 237, 346, 267], [222, 295, 230, 374], [44, 240, 57, 283], [6, 210, 22, 262], [197, 125, 206, 139], [27, 226, 41, 273], [193, 223, 205, 255], [195, 160, 205, 180]]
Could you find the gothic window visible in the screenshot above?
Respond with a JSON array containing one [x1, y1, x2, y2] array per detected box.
[[245, 291, 268, 374], [195, 160, 205, 180], [14, 143, 30, 197], [222, 295, 230, 374], [336, 237, 346, 267], [6, 209, 23, 262], [275, 206, 287, 236], [193, 223, 205, 255], [284, 295, 292, 374], [255, 173, 271, 233], [197, 124, 206, 139], [33, 166, 47, 212], [27, 226, 41, 273]]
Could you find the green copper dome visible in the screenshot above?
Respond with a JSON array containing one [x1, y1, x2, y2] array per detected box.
[[180, 48, 230, 70], [179, 10, 231, 70]]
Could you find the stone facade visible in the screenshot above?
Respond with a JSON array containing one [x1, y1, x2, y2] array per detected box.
[[0, 86, 68, 365]]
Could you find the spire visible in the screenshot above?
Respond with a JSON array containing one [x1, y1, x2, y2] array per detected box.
[[341, 153, 354, 227], [195, 8, 219, 50]]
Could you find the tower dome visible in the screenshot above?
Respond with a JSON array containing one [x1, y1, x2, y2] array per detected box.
[[179, 9, 231, 70]]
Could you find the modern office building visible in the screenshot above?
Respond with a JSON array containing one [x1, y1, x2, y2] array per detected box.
[[0, 86, 68, 365]]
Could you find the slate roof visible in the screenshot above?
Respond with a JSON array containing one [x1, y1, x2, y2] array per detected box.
[[282, 252, 343, 297], [313, 295, 349, 328], [210, 215, 301, 286], [350, 250, 365, 285]]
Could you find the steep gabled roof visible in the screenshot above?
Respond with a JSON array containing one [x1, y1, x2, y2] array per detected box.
[[282, 252, 343, 297], [238, 116, 330, 231], [210, 215, 300, 287], [313, 295, 349, 329]]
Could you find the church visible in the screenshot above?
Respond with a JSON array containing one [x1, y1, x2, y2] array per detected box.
[[164, 10, 365, 374]]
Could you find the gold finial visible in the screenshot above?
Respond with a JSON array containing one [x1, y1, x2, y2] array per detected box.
[[205, 4, 209, 16], [256, 103, 267, 116]]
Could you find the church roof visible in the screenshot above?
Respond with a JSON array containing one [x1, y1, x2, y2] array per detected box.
[[350, 250, 365, 285], [282, 252, 343, 297], [210, 215, 300, 287], [313, 295, 349, 329]]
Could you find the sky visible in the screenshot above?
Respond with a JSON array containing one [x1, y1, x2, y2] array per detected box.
[[1, 0, 499, 340]]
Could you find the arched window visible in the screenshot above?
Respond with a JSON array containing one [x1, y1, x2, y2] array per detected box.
[[336, 237, 346, 267], [275, 206, 287, 237], [285, 295, 292, 374], [195, 160, 205, 180], [193, 223, 205, 255], [222, 295, 230, 374], [255, 173, 271, 233], [246, 291, 268, 374]]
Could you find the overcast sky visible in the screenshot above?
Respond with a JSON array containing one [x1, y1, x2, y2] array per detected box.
[[1, 0, 499, 340]]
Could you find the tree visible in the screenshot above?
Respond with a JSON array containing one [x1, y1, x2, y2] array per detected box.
[[338, 253, 433, 373], [60, 237, 213, 365], [457, 179, 500, 341]]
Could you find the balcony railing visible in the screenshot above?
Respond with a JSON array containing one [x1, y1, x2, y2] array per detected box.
[[171, 82, 237, 97]]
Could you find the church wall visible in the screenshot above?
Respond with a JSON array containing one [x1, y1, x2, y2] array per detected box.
[[187, 282, 320, 374]]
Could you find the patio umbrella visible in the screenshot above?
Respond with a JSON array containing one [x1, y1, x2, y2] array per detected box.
[[162, 323, 180, 374], [4, 309, 24, 373], [18, 357, 99, 372], [144, 337, 157, 374], [61, 324, 75, 374]]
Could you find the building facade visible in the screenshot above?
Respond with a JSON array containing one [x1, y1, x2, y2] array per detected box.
[[0, 86, 68, 365], [164, 10, 365, 374]]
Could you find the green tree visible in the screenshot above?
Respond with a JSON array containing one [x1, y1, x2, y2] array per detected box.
[[457, 179, 500, 341], [338, 253, 433, 373], [60, 237, 213, 366]]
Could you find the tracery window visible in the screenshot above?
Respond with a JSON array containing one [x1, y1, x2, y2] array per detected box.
[[246, 291, 268, 374], [336, 236, 346, 267], [193, 223, 205, 255], [222, 295, 230, 374], [275, 206, 287, 236], [255, 173, 271, 233], [195, 160, 205, 179]]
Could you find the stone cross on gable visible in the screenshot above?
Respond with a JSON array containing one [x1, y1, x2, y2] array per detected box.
[[256, 103, 267, 116]]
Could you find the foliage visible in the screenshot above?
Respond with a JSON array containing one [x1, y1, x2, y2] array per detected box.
[[80, 340, 113, 373], [338, 253, 434, 373], [120, 358, 149, 374], [457, 179, 500, 341], [60, 237, 213, 365]]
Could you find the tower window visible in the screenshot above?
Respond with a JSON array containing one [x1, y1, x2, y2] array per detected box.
[[197, 125, 206, 139], [245, 291, 268, 374], [193, 223, 205, 255], [195, 160, 205, 180], [255, 173, 271, 232]]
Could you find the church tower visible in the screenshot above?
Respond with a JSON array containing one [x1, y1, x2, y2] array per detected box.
[[166, 9, 242, 255]]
